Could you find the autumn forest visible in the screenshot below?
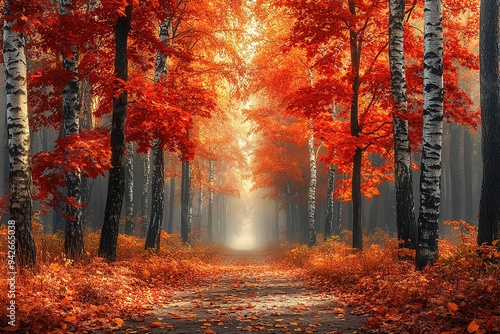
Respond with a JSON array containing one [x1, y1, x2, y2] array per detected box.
[[1, 0, 499, 333]]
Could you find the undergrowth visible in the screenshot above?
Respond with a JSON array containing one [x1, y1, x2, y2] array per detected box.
[[279, 222, 500, 334]]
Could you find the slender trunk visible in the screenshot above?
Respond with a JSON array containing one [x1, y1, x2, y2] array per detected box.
[[81, 76, 94, 229], [274, 198, 279, 241], [285, 182, 293, 242], [307, 131, 317, 246], [124, 142, 134, 235], [367, 195, 380, 233], [140, 151, 150, 237], [463, 128, 473, 222], [389, 0, 417, 249], [416, 0, 444, 269], [478, 0, 500, 246], [216, 192, 221, 241], [198, 184, 203, 233], [450, 124, 463, 220], [98, 5, 132, 262], [325, 165, 335, 241], [181, 159, 191, 244], [60, 0, 85, 260], [168, 176, 175, 234], [207, 160, 215, 242], [349, 0, 363, 250], [4, 0, 36, 267], [145, 140, 164, 250]]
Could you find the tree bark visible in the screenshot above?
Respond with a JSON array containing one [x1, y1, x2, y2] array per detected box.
[[98, 5, 132, 262], [4, 0, 36, 268], [478, 0, 500, 246], [207, 160, 215, 242], [198, 184, 204, 233], [389, 0, 417, 249], [61, 0, 85, 260], [181, 159, 192, 244], [145, 140, 164, 250], [417, 0, 444, 270], [124, 141, 134, 235], [324, 165, 335, 241], [450, 124, 463, 220], [307, 131, 317, 246], [349, 0, 363, 251], [140, 151, 150, 237], [167, 176, 175, 234], [463, 128, 473, 222]]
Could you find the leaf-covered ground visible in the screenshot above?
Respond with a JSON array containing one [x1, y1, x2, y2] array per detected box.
[[112, 250, 366, 334], [1, 223, 499, 333]]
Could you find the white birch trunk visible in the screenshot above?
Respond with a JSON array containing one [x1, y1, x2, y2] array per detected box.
[[4, 0, 36, 267], [417, 0, 444, 269], [140, 151, 150, 237], [198, 184, 203, 233], [307, 129, 317, 246]]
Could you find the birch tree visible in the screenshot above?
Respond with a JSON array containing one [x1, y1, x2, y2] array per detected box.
[[416, 0, 444, 270], [478, 0, 500, 246], [207, 159, 215, 242], [4, 0, 36, 268], [389, 0, 417, 250], [60, 0, 85, 260], [140, 151, 150, 237], [307, 129, 316, 246], [145, 17, 171, 250]]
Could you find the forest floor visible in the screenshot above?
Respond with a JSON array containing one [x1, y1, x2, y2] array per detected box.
[[113, 249, 367, 334]]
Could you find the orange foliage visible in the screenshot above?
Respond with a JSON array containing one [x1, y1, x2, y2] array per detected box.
[[279, 224, 499, 333]]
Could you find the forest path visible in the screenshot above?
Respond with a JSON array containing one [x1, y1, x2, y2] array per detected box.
[[120, 249, 367, 334]]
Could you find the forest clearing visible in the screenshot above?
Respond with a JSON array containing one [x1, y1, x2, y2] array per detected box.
[[1, 0, 500, 333]]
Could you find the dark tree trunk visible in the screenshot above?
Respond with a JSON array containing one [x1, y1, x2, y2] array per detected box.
[[274, 198, 279, 241], [285, 182, 294, 242], [124, 142, 134, 235], [349, 0, 363, 250], [450, 124, 463, 220], [463, 128, 474, 222], [389, 0, 417, 249], [478, 0, 500, 246], [167, 176, 175, 234], [181, 159, 191, 244], [98, 6, 132, 262], [145, 140, 164, 250]]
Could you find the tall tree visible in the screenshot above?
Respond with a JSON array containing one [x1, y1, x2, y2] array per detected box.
[[98, 4, 132, 262], [60, 0, 85, 260], [307, 126, 316, 246], [478, 0, 500, 246], [348, 0, 363, 251], [4, 0, 37, 268], [416, 0, 444, 269], [140, 151, 150, 237], [145, 15, 171, 250], [181, 158, 192, 244], [324, 164, 335, 241], [389, 0, 417, 249]]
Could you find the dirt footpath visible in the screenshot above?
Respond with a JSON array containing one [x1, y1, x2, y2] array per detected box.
[[117, 249, 367, 334]]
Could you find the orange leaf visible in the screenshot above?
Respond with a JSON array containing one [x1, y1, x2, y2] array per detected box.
[[447, 302, 459, 314], [149, 321, 163, 328], [205, 330, 216, 334], [64, 316, 77, 324], [467, 319, 480, 333], [114, 318, 124, 326]]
